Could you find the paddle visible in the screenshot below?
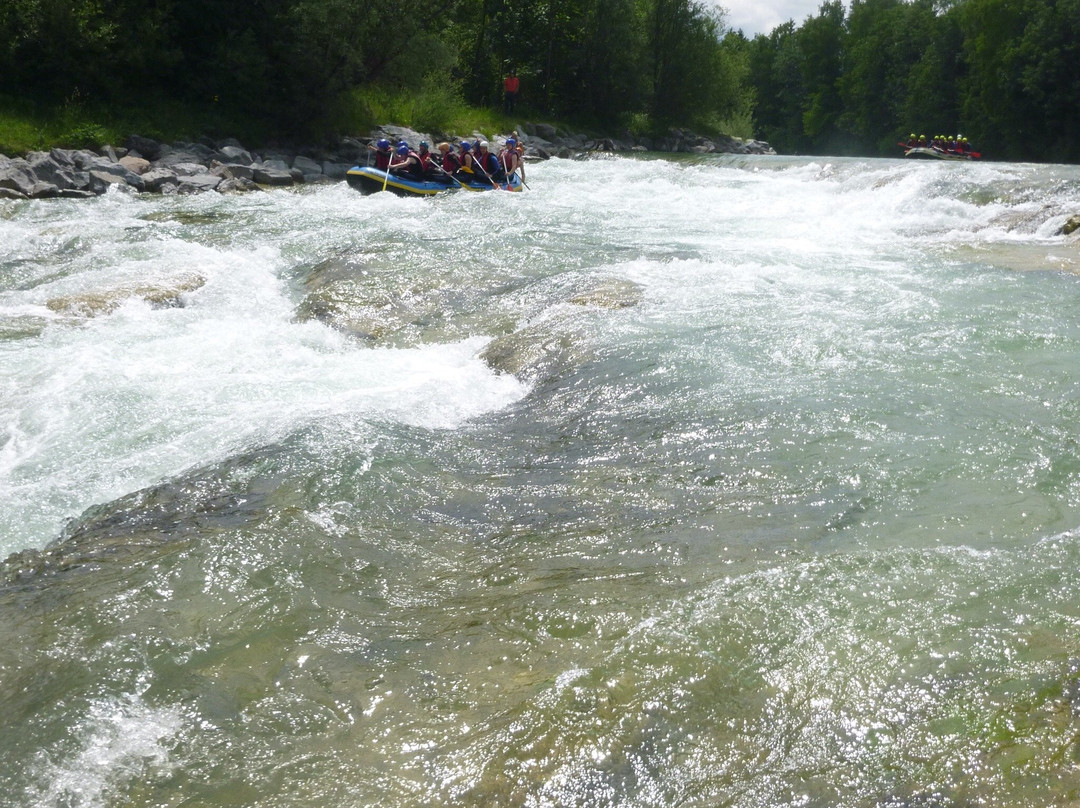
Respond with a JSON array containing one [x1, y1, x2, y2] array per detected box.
[[382, 154, 393, 191]]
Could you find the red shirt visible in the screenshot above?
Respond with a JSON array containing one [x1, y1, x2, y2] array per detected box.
[[504, 75, 520, 93]]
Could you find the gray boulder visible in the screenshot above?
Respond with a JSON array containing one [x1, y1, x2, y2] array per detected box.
[[218, 177, 261, 194], [87, 162, 145, 191], [72, 150, 114, 171], [293, 155, 322, 179], [372, 125, 432, 148], [29, 181, 60, 199], [88, 170, 135, 194], [217, 145, 253, 164], [0, 161, 36, 196], [154, 150, 209, 168], [140, 168, 179, 192], [533, 123, 558, 139], [167, 161, 208, 177], [332, 138, 366, 163], [49, 148, 77, 167], [321, 161, 351, 179], [26, 152, 75, 187], [217, 163, 254, 180], [253, 167, 294, 185], [169, 142, 215, 162], [177, 174, 223, 194]]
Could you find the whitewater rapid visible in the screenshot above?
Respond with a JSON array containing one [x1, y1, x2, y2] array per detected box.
[[3, 153, 1080, 808]]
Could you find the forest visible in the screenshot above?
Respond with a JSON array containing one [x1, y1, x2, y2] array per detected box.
[[747, 0, 1080, 163], [0, 0, 1077, 162]]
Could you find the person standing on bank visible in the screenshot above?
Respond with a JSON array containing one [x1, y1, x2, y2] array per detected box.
[[503, 70, 519, 114]]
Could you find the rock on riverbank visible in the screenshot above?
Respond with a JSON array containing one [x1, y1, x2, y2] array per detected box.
[[0, 135, 364, 200], [0, 126, 775, 200]]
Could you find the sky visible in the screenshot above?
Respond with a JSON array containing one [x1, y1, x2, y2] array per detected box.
[[720, 0, 845, 36]]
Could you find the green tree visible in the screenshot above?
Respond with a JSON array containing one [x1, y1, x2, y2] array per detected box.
[[798, 1, 847, 151]]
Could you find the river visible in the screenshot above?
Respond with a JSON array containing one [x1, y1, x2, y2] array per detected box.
[[3, 153, 1080, 807]]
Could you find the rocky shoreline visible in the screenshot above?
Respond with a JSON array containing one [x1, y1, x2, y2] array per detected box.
[[0, 123, 775, 200]]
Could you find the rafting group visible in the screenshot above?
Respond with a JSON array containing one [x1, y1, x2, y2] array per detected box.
[[368, 136, 523, 189], [899, 133, 981, 160]]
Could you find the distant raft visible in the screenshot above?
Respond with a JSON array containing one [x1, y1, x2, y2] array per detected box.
[[346, 165, 523, 196], [902, 146, 979, 161]]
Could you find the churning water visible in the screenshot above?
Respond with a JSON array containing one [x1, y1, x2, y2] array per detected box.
[[3, 154, 1080, 807]]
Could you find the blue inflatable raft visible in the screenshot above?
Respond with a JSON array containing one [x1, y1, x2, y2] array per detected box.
[[346, 165, 523, 196]]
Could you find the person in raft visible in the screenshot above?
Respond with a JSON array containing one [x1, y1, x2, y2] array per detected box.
[[369, 138, 393, 170], [435, 142, 463, 183], [457, 141, 475, 175], [498, 138, 521, 179], [474, 141, 505, 182], [416, 141, 439, 178], [389, 142, 424, 179]]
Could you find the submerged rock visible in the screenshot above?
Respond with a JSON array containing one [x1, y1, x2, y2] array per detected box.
[[569, 278, 644, 309], [481, 278, 640, 382], [1, 447, 281, 585], [296, 255, 450, 345], [45, 273, 207, 318], [0, 314, 50, 340], [480, 322, 579, 379]]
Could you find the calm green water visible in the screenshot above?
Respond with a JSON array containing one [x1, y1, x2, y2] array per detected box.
[[3, 155, 1080, 807]]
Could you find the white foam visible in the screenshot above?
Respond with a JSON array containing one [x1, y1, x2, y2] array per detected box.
[[22, 695, 183, 808]]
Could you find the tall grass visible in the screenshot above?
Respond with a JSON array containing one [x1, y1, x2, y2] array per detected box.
[[343, 77, 528, 138]]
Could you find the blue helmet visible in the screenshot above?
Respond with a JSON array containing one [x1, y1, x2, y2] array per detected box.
[[419, 140, 430, 150], [376, 138, 390, 150], [505, 137, 517, 147], [460, 141, 472, 151], [396, 144, 410, 156]]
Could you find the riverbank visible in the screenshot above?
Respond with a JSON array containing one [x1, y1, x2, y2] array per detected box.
[[0, 123, 775, 200]]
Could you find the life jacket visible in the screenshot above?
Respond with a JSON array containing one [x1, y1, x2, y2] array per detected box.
[[442, 151, 462, 172], [499, 150, 517, 175], [374, 150, 391, 170], [478, 151, 500, 177], [418, 151, 437, 174]]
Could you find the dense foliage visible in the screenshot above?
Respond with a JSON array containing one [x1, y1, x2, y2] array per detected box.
[[2, 0, 1077, 161], [0, 0, 750, 141], [747, 0, 1080, 162]]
